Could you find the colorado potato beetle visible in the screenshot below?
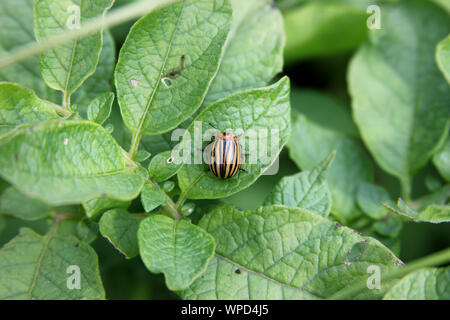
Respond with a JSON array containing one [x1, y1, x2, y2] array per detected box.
[[207, 126, 246, 179]]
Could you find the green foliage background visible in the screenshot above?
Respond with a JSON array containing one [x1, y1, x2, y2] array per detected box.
[[0, 0, 449, 300]]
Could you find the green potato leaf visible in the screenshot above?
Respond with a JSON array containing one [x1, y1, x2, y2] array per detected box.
[[0, 120, 144, 205], [177, 77, 291, 199], [56, 218, 98, 244], [138, 214, 215, 290], [0, 227, 104, 299], [181, 204, 402, 299], [72, 30, 116, 109], [140, 184, 166, 212], [115, 0, 232, 135], [87, 92, 114, 125], [431, 0, 450, 13], [417, 205, 450, 223], [263, 151, 335, 217], [203, 0, 284, 106], [0, 187, 54, 220], [436, 35, 450, 83], [384, 267, 450, 300], [99, 209, 139, 259], [148, 150, 183, 183], [357, 182, 391, 220], [290, 89, 359, 138], [82, 197, 131, 221], [134, 150, 151, 163], [283, 1, 368, 63], [287, 112, 373, 223], [0, 0, 59, 103], [0, 83, 62, 136], [348, 0, 450, 185], [34, 0, 114, 102], [0, 215, 5, 236], [388, 198, 450, 224], [433, 137, 450, 182]]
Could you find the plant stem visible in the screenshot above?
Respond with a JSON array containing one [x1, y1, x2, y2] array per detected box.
[[400, 176, 412, 203], [128, 131, 142, 160], [165, 194, 182, 221], [328, 247, 450, 300], [63, 91, 71, 111], [52, 103, 73, 118], [146, 178, 182, 221], [0, 0, 176, 69]]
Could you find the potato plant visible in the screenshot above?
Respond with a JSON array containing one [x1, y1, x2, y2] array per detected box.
[[0, 0, 448, 300]]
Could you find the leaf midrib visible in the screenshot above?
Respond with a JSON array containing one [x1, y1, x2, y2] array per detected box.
[[63, 39, 78, 97], [214, 253, 321, 299], [27, 224, 59, 299], [132, 1, 185, 138]]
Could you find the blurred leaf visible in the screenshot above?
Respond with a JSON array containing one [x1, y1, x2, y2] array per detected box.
[[417, 205, 450, 223], [141, 134, 173, 155], [76, 219, 98, 244], [384, 267, 450, 300], [348, 1, 450, 186], [0, 187, 54, 220], [87, 92, 114, 125], [433, 137, 450, 182], [357, 182, 390, 220], [416, 184, 450, 210], [34, 0, 114, 101], [290, 89, 359, 138], [72, 30, 116, 109], [390, 198, 450, 224], [0, 227, 104, 299], [288, 112, 373, 223], [284, 1, 368, 63], [373, 218, 402, 238], [138, 214, 215, 290], [436, 35, 450, 83], [0, 120, 144, 205], [82, 197, 131, 222], [0, 215, 5, 236], [177, 77, 291, 199], [148, 150, 183, 183], [425, 174, 443, 192], [430, 0, 450, 14], [182, 204, 402, 299], [57, 218, 98, 244], [263, 151, 335, 217], [0, 83, 61, 136], [140, 184, 166, 212], [99, 209, 139, 258], [203, 0, 284, 106], [0, 0, 59, 102], [115, 0, 232, 134]]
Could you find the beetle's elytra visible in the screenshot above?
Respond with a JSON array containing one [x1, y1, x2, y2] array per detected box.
[[208, 131, 243, 179]]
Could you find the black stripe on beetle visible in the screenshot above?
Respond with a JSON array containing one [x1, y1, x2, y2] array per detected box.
[[208, 132, 243, 179]]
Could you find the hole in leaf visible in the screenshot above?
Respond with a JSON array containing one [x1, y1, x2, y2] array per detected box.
[[130, 78, 139, 87], [345, 240, 368, 265], [161, 77, 173, 88]]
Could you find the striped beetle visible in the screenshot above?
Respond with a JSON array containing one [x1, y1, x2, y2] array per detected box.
[[206, 124, 247, 179]]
